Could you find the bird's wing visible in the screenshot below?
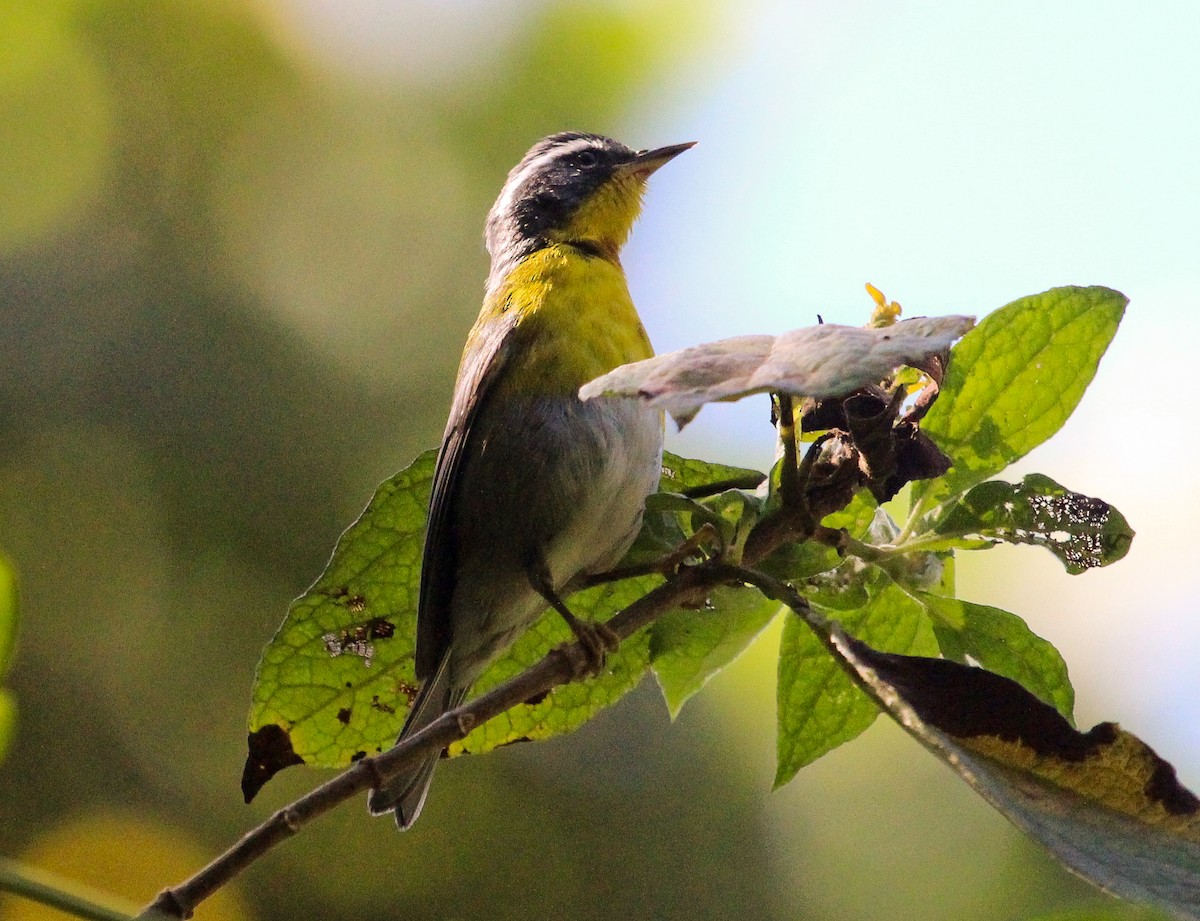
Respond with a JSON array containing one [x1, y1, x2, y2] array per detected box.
[[416, 308, 520, 680]]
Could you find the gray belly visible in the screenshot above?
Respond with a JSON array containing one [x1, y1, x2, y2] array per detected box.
[[446, 394, 662, 686]]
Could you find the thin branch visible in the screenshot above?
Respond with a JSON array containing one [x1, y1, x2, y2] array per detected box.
[[775, 393, 802, 509], [713, 564, 822, 628], [680, 474, 766, 498], [138, 563, 723, 920], [140, 431, 861, 921]]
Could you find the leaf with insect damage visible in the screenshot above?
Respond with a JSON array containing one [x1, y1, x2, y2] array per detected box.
[[243, 452, 434, 801], [804, 610, 1200, 919], [926, 474, 1134, 574], [244, 450, 772, 796]]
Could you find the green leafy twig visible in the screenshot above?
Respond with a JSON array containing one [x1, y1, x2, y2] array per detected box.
[[146, 416, 850, 919], [163, 285, 1148, 919]]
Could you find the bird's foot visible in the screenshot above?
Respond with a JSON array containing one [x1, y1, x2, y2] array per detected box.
[[557, 613, 619, 679], [528, 560, 620, 678]]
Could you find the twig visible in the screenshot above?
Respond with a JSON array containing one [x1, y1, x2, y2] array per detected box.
[[138, 563, 722, 920], [713, 564, 822, 628], [812, 527, 890, 563], [140, 406, 844, 920], [581, 522, 720, 586], [775, 393, 802, 509]]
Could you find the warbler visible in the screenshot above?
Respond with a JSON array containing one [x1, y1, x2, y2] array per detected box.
[[368, 132, 693, 828]]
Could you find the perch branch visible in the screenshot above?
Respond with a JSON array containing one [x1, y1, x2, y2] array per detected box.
[[140, 420, 847, 920], [138, 562, 728, 920]]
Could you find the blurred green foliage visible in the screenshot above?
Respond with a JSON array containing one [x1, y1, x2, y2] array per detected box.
[[0, 2, 1119, 919], [0, 554, 15, 764]]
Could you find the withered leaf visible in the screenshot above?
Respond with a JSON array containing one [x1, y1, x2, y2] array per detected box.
[[580, 315, 975, 427]]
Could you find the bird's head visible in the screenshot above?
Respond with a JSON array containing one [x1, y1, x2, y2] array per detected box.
[[485, 132, 694, 276]]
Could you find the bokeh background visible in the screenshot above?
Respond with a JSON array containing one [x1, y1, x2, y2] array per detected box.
[[1, 1, 1197, 919]]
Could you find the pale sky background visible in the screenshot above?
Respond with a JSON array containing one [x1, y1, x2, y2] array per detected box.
[[645, 0, 1200, 770], [641, 1, 1200, 787], [272, 0, 1200, 777]]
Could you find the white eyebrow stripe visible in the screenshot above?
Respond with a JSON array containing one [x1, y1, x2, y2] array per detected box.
[[520, 137, 597, 177], [491, 137, 600, 225]]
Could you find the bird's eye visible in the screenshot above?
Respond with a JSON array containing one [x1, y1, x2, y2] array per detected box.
[[575, 149, 600, 168]]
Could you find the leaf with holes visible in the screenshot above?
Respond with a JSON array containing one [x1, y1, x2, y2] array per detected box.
[[243, 451, 434, 801], [926, 474, 1134, 574], [243, 449, 770, 797]]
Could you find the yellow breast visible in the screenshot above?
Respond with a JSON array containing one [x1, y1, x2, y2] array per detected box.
[[476, 244, 654, 398]]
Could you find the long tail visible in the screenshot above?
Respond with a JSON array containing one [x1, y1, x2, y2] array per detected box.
[[367, 653, 465, 829]]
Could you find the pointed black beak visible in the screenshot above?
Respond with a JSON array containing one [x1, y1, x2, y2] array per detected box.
[[616, 141, 697, 179]]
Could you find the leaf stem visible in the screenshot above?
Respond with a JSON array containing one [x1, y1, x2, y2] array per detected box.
[[775, 393, 802, 510], [894, 491, 936, 545]]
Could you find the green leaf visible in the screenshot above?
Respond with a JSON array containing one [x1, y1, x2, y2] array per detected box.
[[650, 586, 781, 718], [928, 474, 1134, 574], [775, 566, 938, 786], [758, 490, 878, 582], [245, 449, 763, 792], [622, 492, 699, 563], [921, 593, 1074, 720], [247, 451, 434, 779], [626, 452, 765, 563], [707, 487, 763, 557], [823, 489, 880, 535], [917, 286, 1126, 507], [452, 575, 661, 754], [658, 451, 765, 494]]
